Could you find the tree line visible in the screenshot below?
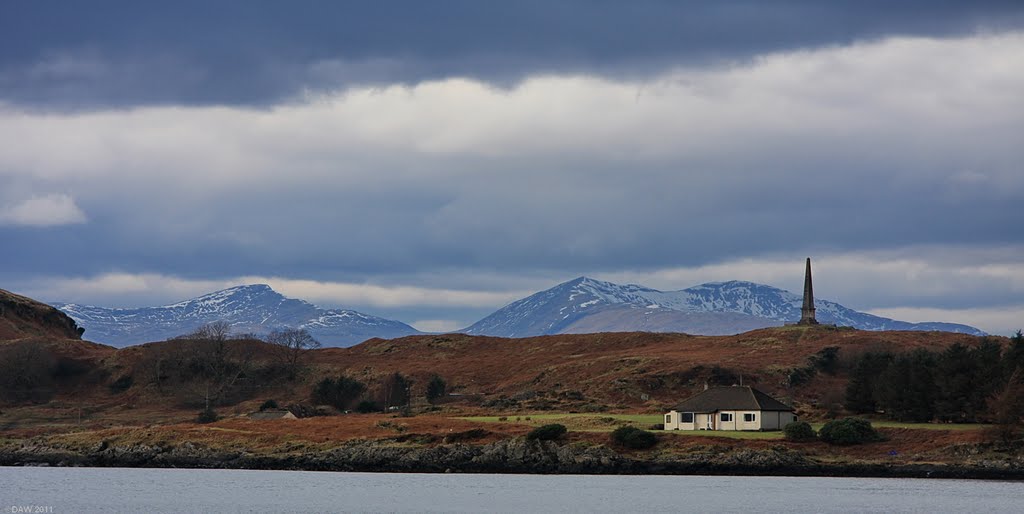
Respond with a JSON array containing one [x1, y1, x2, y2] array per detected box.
[[845, 331, 1024, 424], [312, 372, 448, 413]]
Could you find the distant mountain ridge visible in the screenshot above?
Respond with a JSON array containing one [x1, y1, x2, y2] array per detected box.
[[51, 277, 986, 347], [53, 284, 422, 347], [463, 277, 985, 337]]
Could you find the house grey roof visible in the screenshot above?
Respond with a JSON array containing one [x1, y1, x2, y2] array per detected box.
[[247, 410, 297, 420], [672, 386, 793, 413]]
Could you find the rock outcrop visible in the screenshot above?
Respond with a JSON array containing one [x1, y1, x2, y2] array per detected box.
[[2, 437, 1021, 479]]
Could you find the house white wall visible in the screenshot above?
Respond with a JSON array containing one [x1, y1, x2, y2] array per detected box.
[[664, 410, 697, 430], [696, 413, 714, 430], [759, 411, 797, 430], [663, 409, 795, 431]]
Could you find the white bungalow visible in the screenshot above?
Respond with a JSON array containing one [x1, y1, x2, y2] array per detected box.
[[664, 386, 796, 431]]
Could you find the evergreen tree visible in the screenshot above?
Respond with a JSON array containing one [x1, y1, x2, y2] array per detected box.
[[844, 352, 893, 413], [904, 349, 936, 422], [425, 374, 447, 404], [877, 354, 912, 420], [312, 375, 366, 410], [1003, 329, 1024, 380], [935, 343, 975, 422], [970, 338, 1005, 419]]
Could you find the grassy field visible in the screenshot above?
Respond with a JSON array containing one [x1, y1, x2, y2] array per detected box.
[[455, 413, 986, 439], [458, 413, 662, 424], [867, 421, 986, 431], [456, 413, 785, 438]]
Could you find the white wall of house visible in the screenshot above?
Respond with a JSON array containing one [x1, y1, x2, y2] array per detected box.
[[696, 413, 714, 430], [759, 411, 797, 430], [664, 409, 796, 431], [664, 410, 697, 430]]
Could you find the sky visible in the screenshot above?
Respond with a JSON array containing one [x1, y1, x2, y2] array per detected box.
[[1, 1, 1023, 335]]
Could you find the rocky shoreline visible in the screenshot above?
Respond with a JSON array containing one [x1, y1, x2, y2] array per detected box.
[[3, 438, 1022, 480]]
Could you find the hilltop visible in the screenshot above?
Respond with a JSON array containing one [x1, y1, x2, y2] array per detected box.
[[0, 288, 85, 341]]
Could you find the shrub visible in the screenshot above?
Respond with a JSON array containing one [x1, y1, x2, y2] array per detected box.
[[376, 420, 407, 433], [611, 426, 657, 449], [527, 423, 568, 441], [312, 375, 366, 411], [259, 399, 279, 411], [443, 428, 489, 443], [818, 417, 881, 445], [498, 416, 508, 421], [787, 366, 816, 386], [109, 375, 134, 393], [425, 374, 447, 404], [53, 357, 91, 378], [355, 400, 380, 413], [196, 408, 219, 424], [783, 421, 816, 442]]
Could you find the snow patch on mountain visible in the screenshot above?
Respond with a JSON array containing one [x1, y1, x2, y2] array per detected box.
[[463, 277, 985, 337], [53, 284, 421, 347]]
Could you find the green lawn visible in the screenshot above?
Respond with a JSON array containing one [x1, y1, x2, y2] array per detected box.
[[456, 413, 783, 438], [662, 429, 783, 439], [456, 413, 986, 438], [457, 413, 662, 424], [866, 421, 987, 431]]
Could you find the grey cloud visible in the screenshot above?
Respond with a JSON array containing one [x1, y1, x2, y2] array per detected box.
[[2, 1, 1023, 108], [0, 32, 1022, 327]]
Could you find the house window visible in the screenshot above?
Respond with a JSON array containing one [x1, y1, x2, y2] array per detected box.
[[680, 413, 694, 423], [720, 413, 733, 422], [744, 413, 756, 422], [665, 414, 672, 424]]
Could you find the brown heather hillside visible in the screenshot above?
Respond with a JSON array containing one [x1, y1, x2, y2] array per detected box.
[[1, 320, 997, 414], [313, 328, 989, 411], [0, 288, 85, 341], [0, 289, 1004, 432], [1, 289, 1017, 476]]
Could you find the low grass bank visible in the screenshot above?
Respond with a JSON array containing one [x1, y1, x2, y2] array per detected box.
[[457, 413, 783, 438], [456, 413, 987, 439]]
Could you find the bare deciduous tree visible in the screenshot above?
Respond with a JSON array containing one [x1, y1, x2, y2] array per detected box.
[[147, 321, 258, 408], [380, 372, 412, 410], [0, 341, 56, 404], [988, 368, 1024, 443], [187, 321, 232, 342], [267, 328, 321, 378]]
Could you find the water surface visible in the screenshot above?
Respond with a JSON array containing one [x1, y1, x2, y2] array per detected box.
[[2, 467, 1021, 513]]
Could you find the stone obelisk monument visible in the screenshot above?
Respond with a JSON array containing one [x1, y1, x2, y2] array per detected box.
[[798, 257, 819, 325]]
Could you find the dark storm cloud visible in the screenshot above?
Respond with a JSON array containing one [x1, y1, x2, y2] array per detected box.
[[2, 1, 1022, 108]]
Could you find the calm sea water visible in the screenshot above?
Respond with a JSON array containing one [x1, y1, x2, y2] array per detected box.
[[1, 467, 1021, 513]]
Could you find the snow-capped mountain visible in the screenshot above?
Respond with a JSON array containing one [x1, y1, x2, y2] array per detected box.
[[463, 277, 985, 337], [52, 284, 422, 347]]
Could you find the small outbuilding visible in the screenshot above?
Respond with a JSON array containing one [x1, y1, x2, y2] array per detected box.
[[247, 410, 298, 421], [664, 385, 796, 431]]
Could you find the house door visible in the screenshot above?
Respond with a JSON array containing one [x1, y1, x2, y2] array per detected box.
[[707, 415, 714, 430]]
